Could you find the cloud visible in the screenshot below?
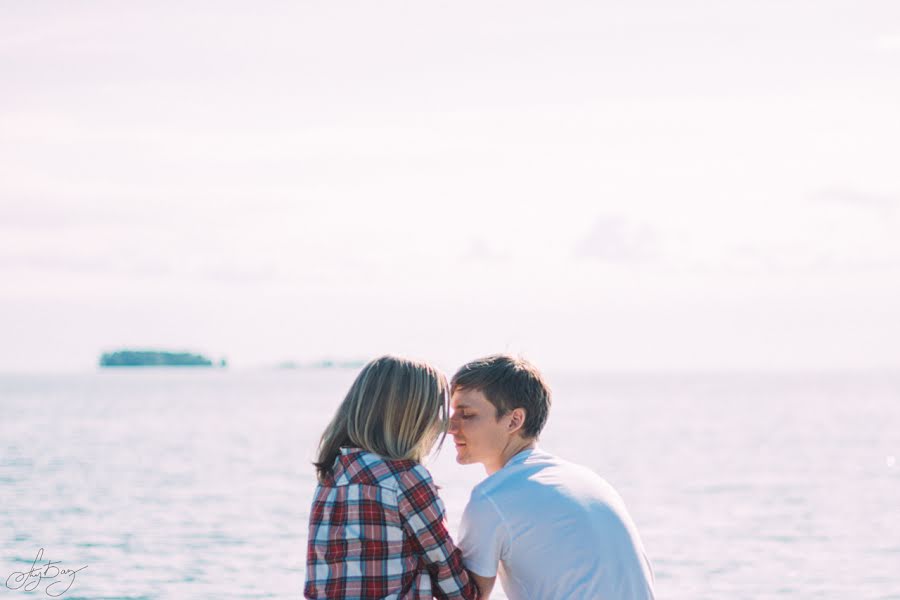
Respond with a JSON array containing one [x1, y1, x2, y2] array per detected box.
[[0, 246, 280, 284], [717, 188, 900, 274], [0, 200, 125, 231], [461, 237, 506, 262], [193, 261, 280, 284], [0, 253, 119, 274], [811, 187, 898, 216], [574, 215, 659, 262], [874, 34, 900, 51]]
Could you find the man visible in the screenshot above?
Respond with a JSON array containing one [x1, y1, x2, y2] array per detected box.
[[448, 354, 655, 600]]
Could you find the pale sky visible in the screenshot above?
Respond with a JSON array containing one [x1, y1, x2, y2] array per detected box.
[[2, 1, 899, 372]]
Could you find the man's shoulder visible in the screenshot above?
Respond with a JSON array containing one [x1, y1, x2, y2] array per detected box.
[[471, 449, 616, 508], [469, 449, 561, 498], [529, 449, 610, 483]]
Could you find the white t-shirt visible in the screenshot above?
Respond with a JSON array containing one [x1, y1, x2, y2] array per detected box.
[[458, 447, 655, 600]]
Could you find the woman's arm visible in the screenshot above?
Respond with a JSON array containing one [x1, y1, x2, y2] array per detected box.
[[397, 468, 480, 600], [470, 572, 495, 598]]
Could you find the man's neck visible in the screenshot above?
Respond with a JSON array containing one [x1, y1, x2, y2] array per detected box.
[[485, 437, 537, 476]]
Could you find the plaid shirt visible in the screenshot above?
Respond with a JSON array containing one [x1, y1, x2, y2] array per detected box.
[[305, 447, 479, 600]]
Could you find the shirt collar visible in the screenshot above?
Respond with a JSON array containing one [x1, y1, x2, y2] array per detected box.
[[329, 447, 364, 482], [504, 445, 539, 468]]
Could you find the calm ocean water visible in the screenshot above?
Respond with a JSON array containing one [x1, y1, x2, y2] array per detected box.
[[1, 369, 898, 599]]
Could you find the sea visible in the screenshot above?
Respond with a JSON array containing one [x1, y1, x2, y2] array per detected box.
[[1, 369, 898, 599]]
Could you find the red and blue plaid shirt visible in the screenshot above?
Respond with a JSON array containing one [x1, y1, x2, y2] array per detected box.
[[305, 447, 479, 600]]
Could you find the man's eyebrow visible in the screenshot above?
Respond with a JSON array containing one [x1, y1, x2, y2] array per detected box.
[[453, 403, 472, 409]]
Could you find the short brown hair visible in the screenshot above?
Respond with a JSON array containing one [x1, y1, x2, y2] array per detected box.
[[450, 354, 551, 439]]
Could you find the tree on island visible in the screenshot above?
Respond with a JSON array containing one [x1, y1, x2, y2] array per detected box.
[[99, 350, 215, 367]]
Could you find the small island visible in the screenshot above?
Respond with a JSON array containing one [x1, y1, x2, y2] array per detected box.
[[100, 350, 224, 368]]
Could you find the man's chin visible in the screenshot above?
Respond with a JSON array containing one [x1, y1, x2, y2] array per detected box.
[[454, 449, 474, 465]]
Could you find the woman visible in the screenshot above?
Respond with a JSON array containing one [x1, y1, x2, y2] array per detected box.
[[304, 355, 480, 600]]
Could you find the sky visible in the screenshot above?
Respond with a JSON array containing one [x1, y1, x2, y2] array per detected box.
[[2, 1, 899, 372]]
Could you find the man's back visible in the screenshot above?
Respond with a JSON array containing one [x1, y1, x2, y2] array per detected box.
[[458, 448, 655, 600]]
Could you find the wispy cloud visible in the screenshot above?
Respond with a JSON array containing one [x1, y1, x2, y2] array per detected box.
[[715, 187, 900, 273], [0, 199, 129, 231], [574, 215, 659, 262], [874, 34, 900, 51], [811, 187, 898, 216], [461, 237, 507, 262], [0, 250, 284, 289], [0, 253, 117, 274]]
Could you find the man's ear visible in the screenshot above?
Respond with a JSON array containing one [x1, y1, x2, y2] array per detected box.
[[508, 408, 527, 434]]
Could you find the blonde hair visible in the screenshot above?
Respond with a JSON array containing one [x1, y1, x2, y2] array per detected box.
[[314, 355, 450, 483]]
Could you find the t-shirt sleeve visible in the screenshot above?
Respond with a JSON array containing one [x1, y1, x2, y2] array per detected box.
[[457, 489, 509, 578]]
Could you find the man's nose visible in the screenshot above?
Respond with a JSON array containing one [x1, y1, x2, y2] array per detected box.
[[448, 419, 459, 435]]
